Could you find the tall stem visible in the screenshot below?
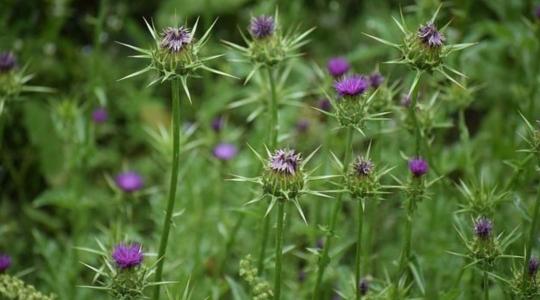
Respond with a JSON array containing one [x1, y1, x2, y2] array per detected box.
[[398, 194, 415, 277], [313, 126, 354, 300], [257, 67, 279, 273], [483, 270, 489, 300], [152, 78, 182, 300], [522, 182, 540, 290], [355, 198, 365, 300], [408, 71, 423, 156], [274, 201, 285, 300]]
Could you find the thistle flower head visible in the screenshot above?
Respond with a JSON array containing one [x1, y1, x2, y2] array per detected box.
[[0, 52, 16, 73], [474, 217, 493, 240], [408, 158, 428, 177], [359, 278, 369, 296], [92, 107, 108, 123], [353, 157, 374, 177], [112, 243, 143, 269], [115, 171, 144, 193], [369, 72, 384, 88], [160, 26, 192, 54], [211, 116, 223, 132], [0, 254, 11, 272], [327, 57, 350, 78], [268, 149, 302, 175], [417, 22, 445, 48], [249, 16, 275, 39], [213, 143, 238, 161], [529, 257, 540, 277], [334, 75, 369, 98]]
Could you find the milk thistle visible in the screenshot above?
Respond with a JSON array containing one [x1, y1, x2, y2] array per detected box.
[[119, 18, 233, 300]]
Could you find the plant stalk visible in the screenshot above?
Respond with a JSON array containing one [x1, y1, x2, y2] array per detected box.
[[522, 182, 540, 290], [152, 78, 182, 300], [355, 197, 365, 300], [274, 200, 286, 300]]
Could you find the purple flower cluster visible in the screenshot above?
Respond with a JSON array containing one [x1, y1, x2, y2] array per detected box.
[[408, 158, 428, 177], [327, 57, 350, 78], [213, 143, 238, 160], [529, 257, 540, 277], [92, 107, 108, 124], [160, 26, 192, 54], [0, 52, 16, 73], [115, 171, 144, 193], [112, 243, 144, 269], [249, 16, 275, 39], [0, 254, 11, 272], [353, 157, 374, 176], [334, 75, 369, 98], [269, 149, 302, 175], [474, 217, 493, 240], [417, 22, 445, 48]]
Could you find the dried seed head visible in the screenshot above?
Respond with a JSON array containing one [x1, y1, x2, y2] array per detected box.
[[334, 75, 369, 98], [474, 217, 493, 240], [269, 149, 302, 176], [327, 57, 350, 78], [115, 171, 144, 193], [249, 16, 275, 39], [160, 26, 192, 54], [417, 22, 445, 48], [0, 254, 11, 272], [213, 143, 238, 161], [408, 158, 428, 177], [0, 52, 16, 73], [112, 244, 143, 269]]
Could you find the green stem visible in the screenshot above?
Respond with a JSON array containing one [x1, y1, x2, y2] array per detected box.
[[458, 109, 471, 173], [522, 183, 540, 290], [355, 198, 365, 300], [483, 270, 489, 300], [257, 67, 279, 273], [313, 126, 354, 300], [408, 71, 423, 156], [220, 213, 245, 275], [152, 78, 182, 300], [398, 195, 415, 277], [274, 201, 285, 300]]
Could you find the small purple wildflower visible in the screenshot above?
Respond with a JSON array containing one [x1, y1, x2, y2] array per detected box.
[[115, 171, 144, 193], [213, 143, 238, 161], [296, 119, 310, 133], [529, 257, 539, 277], [249, 16, 275, 39], [359, 278, 369, 296], [112, 243, 144, 269], [408, 158, 428, 177], [91, 107, 108, 123], [474, 217, 493, 240], [160, 26, 192, 54], [417, 22, 445, 48], [353, 157, 374, 177], [0, 254, 11, 272], [400, 94, 412, 107], [327, 57, 350, 78], [0, 52, 16, 73], [269, 149, 302, 175], [334, 75, 369, 98], [211, 116, 224, 133], [369, 72, 384, 88]]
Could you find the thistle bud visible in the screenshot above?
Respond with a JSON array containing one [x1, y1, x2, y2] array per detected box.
[[109, 243, 147, 299], [91, 107, 108, 124], [213, 143, 238, 161], [112, 244, 144, 270], [409, 158, 428, 177], [263, 149, 304, 199], [346, 156, 378, 198], [249, 16, 275, 39], [115, 171, 144, 193], [327, 57, 350, 78], [332, 75, 373, 128]]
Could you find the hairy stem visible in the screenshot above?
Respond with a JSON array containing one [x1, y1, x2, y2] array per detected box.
[[152, 78, 182, 300], [313, 126, 354, 300]]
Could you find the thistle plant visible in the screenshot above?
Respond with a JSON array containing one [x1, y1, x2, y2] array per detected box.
[[232, 147, 331, 299], [119, 17, 233, 300]]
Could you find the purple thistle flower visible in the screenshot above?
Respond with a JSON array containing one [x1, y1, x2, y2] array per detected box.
[[408, 158, 428, 177], [296, 119, 310, 133], [359, 278, 369, 296], [112, 243, 144, 269], [0, 52, 16, 73], [211, 116, 224, 133], [115, 171, 144, 193], [327, 57, 350, 78], [269, 149, 302, 175], [91, 107, 108, 123], [334, 75, 369, 98], [0, 254, 11, 272], [353, 157, 374, 177], [160, 26, 192, 54], [249, 16, 275, 39], [474, 217, 493, 240], [213, 143, 238, 161], [417, 22, 445, 48], [369, 72, 384, 88], [529, 257, 539, 277]]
